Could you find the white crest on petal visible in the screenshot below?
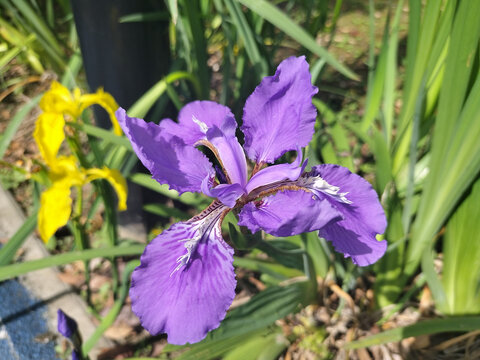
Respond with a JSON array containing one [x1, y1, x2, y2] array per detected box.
[[170, 202, 227, 276], [192, 115, 209, 134], [297, 175, 352, 204]]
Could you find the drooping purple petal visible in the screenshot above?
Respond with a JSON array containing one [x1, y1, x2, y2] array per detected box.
[[167, 101, 248, 187], [201, 180, 245, 208], [245, 149, 307, 193], [238, 190, 342, 237], [129, 202, 236, 345], [116, 108, 214, 194], [241, 56, 318, 164], [298, 164, 387, 266]]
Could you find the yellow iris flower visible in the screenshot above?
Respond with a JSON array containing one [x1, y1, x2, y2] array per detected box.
[[34, 84, 127, 243], [39, 81, 122, 136]]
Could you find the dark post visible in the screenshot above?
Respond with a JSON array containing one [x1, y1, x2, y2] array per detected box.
[[70, 0, 171, 238]]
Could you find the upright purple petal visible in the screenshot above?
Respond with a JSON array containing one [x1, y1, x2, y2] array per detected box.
[[238, 190, 342, 237], [241, 56, 318, 164], [129, 202, 236, 345], [245, 149, 307, 193], [116, 108, 214, 194], [174, 101, 248, 187], [298, 164, 387, 266]]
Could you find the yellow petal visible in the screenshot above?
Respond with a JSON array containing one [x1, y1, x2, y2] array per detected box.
[[33, 112, 65, 165], [38, 182, 72, 243], [49, 156, 86, 186], [86, 167, 128, 210], [80, 89, 122, 135], [39, 81, 78, 115]]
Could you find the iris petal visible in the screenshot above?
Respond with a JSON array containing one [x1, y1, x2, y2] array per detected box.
[[245, 149, 306, 193], [171, 101, 248, 187], [116, 108, 214, 194], [202, 181, 245, 208], [238, 190, 342, 237], [33, 112, 65, 166], [129, 202, 236, 345], [39, 182, 72, 243], [300, 164, 387, 266], [241, 56, 318, 164]]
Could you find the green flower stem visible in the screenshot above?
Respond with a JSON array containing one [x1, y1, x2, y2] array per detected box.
[[72, 186, 93, 307], [81, 260, 140, 356]]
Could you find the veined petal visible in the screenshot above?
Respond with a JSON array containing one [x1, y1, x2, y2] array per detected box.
[[238, 190, 342, 237], [116, 108, 214, 194], [176, 101, 236, 144], [38, 182, 72, 243], [33, 112, 65, 166], [298, 164, 387, 266], [241, 56, 318, 164], [245, 149, 307, 193], [80, 89, 122, 135], [164, 101, 248, 186], [129, 201, 236, 345], [85, 167, 128, 210]]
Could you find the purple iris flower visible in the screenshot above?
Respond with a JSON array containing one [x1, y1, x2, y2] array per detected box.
[[116, 56, 387, 345]]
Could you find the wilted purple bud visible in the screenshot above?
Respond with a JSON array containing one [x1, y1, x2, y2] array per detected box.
[[71, 349, 81, 360], [57, 309, 78, 339]]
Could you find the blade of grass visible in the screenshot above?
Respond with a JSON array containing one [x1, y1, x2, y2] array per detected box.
[[0, 245, 145, 282], [238, 0, 358, 80], [182, 0, 209, 99], [224, 0, 267, 79], [345, 316, 480, 349], [441, 178, 480, 314], [0, 95, 41, 158], [82, 260, 139, 356], [405, 0, 480, 276], [128, 71, 200, 118], [0, 211, 37, 266], [129, 173, 208, 208]]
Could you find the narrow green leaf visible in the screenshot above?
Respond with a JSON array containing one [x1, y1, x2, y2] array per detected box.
[[182, 0, 209, 99], [345, 316, 480, 349], [0, 245, 145, 282], [224, 330, 288, 360], [0, 95, 41, 158], [128, 71, 200, 118], [0, 211, 37, 266], [167, 0, 179, 24], [119, 12, 169, 23], [224, 0, 267, 79], [406, 0, 480, 276], [143, 203, 190, 220], [238, 0, 358, 80], [129, 173, 208, 208], [382, 0, 404, 144], [13, 0, 65, 60], [174, 329, 267, 360], [441, 179, 480, 314], [233, 256, 303, 280], [72, 123, 133, 150], [82, 260, 139, 355]]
